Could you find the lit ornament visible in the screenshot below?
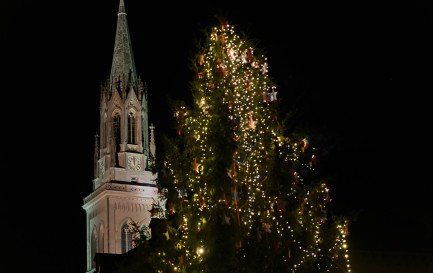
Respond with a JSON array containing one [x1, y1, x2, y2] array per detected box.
[[248, 112, 256, 129]]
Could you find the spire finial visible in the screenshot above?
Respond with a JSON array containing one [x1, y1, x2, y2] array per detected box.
[[118, 0, 126, 15]]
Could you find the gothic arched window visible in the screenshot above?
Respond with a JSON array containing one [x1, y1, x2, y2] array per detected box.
[[121, 223, 132, 254], [128, 112, 136, 144], [91, 228, 98, 268], [98, 225, 104, 253], [113, 113, 121, 165]]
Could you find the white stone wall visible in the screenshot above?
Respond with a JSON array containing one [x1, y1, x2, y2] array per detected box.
[[83, 183, 159, 272]]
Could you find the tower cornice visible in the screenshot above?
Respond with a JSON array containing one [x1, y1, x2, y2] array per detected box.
[[83, 180, 158, 209]]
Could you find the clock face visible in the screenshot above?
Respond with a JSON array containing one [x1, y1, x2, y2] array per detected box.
[[127, 156, 141, 171]]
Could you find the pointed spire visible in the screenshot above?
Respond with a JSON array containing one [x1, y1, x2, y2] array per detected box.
[[118, 0, 126, 15], [94, 133, 99, 179], [110, 0, 138, 93], [149, 123, 156, 168], [138, 76, 143, 101]]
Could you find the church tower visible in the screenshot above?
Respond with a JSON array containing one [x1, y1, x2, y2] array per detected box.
[[83, 1, 159, 272]]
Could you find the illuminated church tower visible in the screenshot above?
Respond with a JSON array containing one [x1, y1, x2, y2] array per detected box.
[[83, 1, 159, 272]]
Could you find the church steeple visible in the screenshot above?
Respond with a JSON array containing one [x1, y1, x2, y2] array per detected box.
[[93, 0, 152, 189], [83, 2, 160, 272], [110, 0, 138, 93]]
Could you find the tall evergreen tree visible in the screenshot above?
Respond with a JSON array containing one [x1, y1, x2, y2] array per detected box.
[[154, 21, 351, 273]]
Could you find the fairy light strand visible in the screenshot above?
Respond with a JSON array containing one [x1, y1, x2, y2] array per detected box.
[[161, 23, 350, 273]]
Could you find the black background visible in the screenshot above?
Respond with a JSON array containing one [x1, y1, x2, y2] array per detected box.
[[1, 0, 432, 272]]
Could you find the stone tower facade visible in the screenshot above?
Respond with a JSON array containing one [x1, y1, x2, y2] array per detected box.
[[82, 1, 159, 272]]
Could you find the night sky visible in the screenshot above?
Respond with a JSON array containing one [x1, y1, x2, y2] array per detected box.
[[2, 0, 433, 272]]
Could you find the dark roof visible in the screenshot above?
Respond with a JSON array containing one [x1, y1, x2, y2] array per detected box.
[[94, 244, 154, 273]]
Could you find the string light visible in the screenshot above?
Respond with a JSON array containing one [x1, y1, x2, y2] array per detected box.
[[160, 22, 350, 273]]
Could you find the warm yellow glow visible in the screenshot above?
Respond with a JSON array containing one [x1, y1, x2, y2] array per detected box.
[[197, 247, 204, 256], [162, 22, 351, 273]]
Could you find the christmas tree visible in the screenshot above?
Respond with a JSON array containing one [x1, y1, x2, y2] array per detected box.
[[153, 21, 351, 273]]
